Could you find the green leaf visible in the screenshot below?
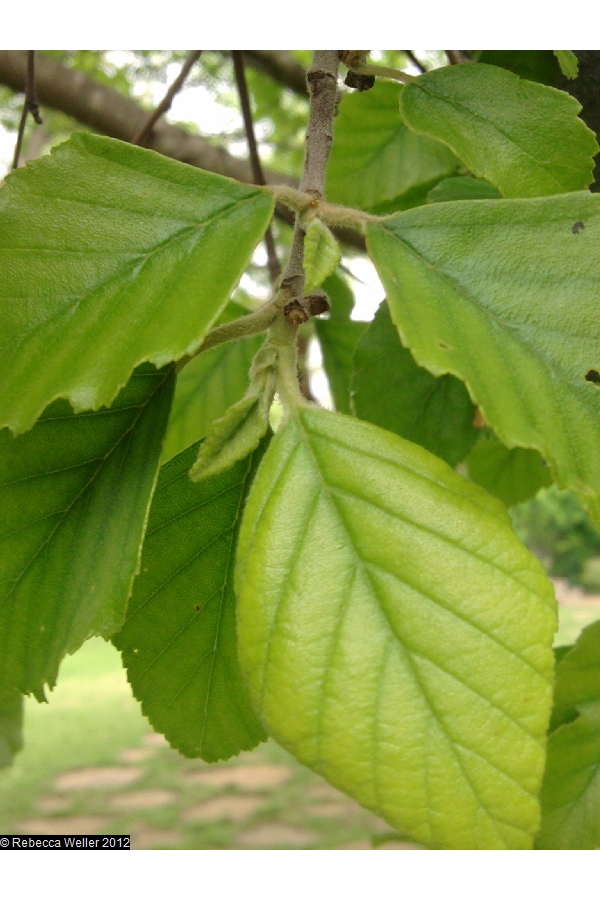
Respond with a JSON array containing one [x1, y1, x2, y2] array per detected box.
[[427, 176, 502, 203], [476, 51, 558, 86], [0, 690, 23, 768], [466, 434, 552, 507], [303, 218, 341, 294], [554, 51, 579, 80], [0, 364, 175, 698], [314, 273, 367, 414], [0, 133, 274, 435], [536, 620, 600, 848], [366, 194, 600, 530], [326, 81, 457, 214], [163, 303, 263, 462], [235, 408, 556, 850], [114, 439, 267, 762], [400, 64, 598, 198], [189, 381, 273, 483], [352, 301, 477, 467]]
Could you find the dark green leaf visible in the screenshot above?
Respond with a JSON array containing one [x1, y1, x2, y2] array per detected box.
[[0, 690, 23, 768], [326, 82, 457, 213], [0, 364, 175, 698], [0, 133, 274, 435], [366, 193, 600, 530], [315, 273, 367, 414], [427, 176, 502, 203], [352, 301, 477, 467], [400, 64, 598, 197], [477, 51, 558, 85], [114, 439, 268, 762], [466, 434, 552, 507], [537, 620, 600, 848], [163, 303, 263, 462]]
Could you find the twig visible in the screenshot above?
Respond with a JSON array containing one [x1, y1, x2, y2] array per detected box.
[[352, 63, 415, 85], [12, 51, 42, 170], [232, 50, 281, 283], [280, 51, 340, 304], [133, 50, 202, 147], [445, 51, 470, 66], [403, 51, 426, 73]]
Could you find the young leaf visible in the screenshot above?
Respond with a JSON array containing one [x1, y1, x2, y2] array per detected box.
[[0, 133, 274, 435], [427, 176, 501, 203], [465, 434, 552, 507], [163, 302, 263, 462], [554, 51, 579, 81], [235, 408, 556, 850], [303, 218, 341, 294], [366, 193, 600, 530], [536, 620, 600, 848], [0, 364, 175, 699], [326, 81, 457, 214], [352, 301, 477, 467], [114, 439, 268, 762], [400, 64, 598, 198], [0, 690, 23, 768], [314, 273, 367, 414], [189, 385, 272, 483]]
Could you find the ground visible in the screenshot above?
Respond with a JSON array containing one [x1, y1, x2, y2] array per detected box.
[[0, 581, 597, 850]]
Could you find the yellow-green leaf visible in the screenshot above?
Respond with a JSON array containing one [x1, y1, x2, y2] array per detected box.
[[236, 408, 556, 849]]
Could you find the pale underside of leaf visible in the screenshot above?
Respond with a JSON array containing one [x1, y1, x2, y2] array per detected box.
[[366, 193, 600, 529], [236, 409, 556, 849], [0, 365, 175, 698], [0, 133, 274, 434], [400, 63, 598, 198], [114, 440, 267, 762]]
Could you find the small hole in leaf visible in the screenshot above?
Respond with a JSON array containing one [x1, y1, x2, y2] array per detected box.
[[195, 605, 200, 612], [572, 221, 585, 235], [585, 369, 600, 385], [438, 341, 451, 350]]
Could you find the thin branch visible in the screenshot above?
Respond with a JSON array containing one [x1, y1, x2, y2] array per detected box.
[[403, 51, 426, 73], [241, 50, 308, 96], [232, 50, 281, 283], [12, 50, 42, 169], [445, 51, 470, 65], [133, 50, 202, 146], [280, 51, 340, 305]]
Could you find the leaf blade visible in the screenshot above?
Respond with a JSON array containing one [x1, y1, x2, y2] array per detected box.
[[352, 301, 478, 466], [400, 64, 598, 198], [114, 439, 268, 762], [236, 408, 556, 849], [326, 82, 457, 213], [0, 133, 274, 434], [537, 620, 600, 848], [0, 364, 175, 698], [366, 194, 600, 529]]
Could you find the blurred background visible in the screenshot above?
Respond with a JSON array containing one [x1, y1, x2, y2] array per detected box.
[[0, 50, 598, 849]]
